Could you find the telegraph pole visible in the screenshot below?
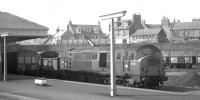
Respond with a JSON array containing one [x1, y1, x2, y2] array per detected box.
[[99, 11, 127, 96]]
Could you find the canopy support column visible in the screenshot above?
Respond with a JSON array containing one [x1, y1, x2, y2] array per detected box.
[[3, 36, 7, 82]]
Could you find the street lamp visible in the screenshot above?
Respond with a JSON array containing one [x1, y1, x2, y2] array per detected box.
[[99, 11, 127, 96]]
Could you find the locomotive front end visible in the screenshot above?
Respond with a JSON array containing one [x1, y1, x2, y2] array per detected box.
[[139, 55, 167, 88], [137, 44, 167, 88], [126, 44, 167, 88]]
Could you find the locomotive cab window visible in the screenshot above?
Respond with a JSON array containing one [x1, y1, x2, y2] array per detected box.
[[130, 52, 135, 60], [99, 53, 107, 67]]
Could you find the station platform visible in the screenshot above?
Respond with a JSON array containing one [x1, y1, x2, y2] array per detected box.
[[0, 74, 200, 100]]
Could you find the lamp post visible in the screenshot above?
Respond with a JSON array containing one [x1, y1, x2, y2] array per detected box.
[[99, 11, 127, 96], [0, 33, 9, 82]]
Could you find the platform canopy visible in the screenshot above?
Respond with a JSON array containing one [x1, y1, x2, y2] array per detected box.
[[0, 11, 49, 82], [0, 11, 49, 43]]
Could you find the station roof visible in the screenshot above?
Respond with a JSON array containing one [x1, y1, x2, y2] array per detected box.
[[0, 11, 49, 43]]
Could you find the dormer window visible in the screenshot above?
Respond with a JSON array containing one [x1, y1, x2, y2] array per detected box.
[[124, 22, 129, 28], [94, 27, 99, 33]]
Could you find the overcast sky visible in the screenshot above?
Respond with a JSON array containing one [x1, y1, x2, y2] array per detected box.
[[0, 0, 200, 34]]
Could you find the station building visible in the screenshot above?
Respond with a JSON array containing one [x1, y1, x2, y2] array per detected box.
[[0, 11, 49, 80]]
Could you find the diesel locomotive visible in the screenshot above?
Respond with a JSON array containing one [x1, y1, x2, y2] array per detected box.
[[6, 44, 167, 88]]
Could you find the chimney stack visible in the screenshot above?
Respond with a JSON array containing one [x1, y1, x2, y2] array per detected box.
[[132, 13, 141, 24]]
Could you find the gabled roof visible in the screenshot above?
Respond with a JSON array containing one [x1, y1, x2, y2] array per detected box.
[[61, 31, 106, 40], [0, 12, 48, 30], [69, 23, 103, 34], [173, 21, 200, 30], [61, 31, 73, 39], [145, 24, 161, 28], [72, 24, 100, 29], [132, 28, 163, 36]]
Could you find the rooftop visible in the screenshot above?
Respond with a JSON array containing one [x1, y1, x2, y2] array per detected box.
[[0, 12, 48, 30], [132, 28, 163, 36], [173, 21, 200, 30]]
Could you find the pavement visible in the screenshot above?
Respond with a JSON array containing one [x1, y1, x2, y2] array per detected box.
[[0, 74, 200, 100]]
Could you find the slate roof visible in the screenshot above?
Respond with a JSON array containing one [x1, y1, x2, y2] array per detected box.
[[0, 12, 49, 30], [145, 24, 161, 28], [173, 21, 200, 30], [69, 24, 103, 34], [72, 24, 100, 28], [132, 28, 162, 36], [61, 31, 106, 40]]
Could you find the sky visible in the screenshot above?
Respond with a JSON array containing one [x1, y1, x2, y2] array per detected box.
[[0, 0, 200, 34]]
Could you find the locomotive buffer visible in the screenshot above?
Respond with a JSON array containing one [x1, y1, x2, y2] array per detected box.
[[99, 11, 127, 96]]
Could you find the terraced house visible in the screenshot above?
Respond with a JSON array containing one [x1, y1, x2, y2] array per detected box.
[[57, 20, 108, 45], [114, 14, 144, 44], [161, 17, 200, 43], [131, 28, 168, 43], [114, 13, 165, 44]]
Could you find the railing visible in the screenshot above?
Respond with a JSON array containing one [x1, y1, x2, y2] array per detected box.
[[56, 39, 110, 45]]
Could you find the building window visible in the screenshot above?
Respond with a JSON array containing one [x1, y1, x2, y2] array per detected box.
[[96, 35, 98, 39], [123, 31, 126, 36], [123, 39, 127, 43], [94, 27, 99, 33], [123, 30, 129, 36], [117, 31, 120, 37], [119, 31, 123, 37], [124, 22, 128, 28], [77, 27, 81, 33]]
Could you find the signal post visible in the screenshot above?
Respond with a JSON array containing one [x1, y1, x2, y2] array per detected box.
[[99, 11, 127, 96]]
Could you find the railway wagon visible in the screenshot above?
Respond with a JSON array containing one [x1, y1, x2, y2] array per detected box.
[[6, 50, 60, 77], [162, 50, 200, 69], [58, 44, 167, 88], [155, 42, 200, 70], [7, 49, 40, 75], [40, 51, 60, 78], [6, 51, 18, 73]]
